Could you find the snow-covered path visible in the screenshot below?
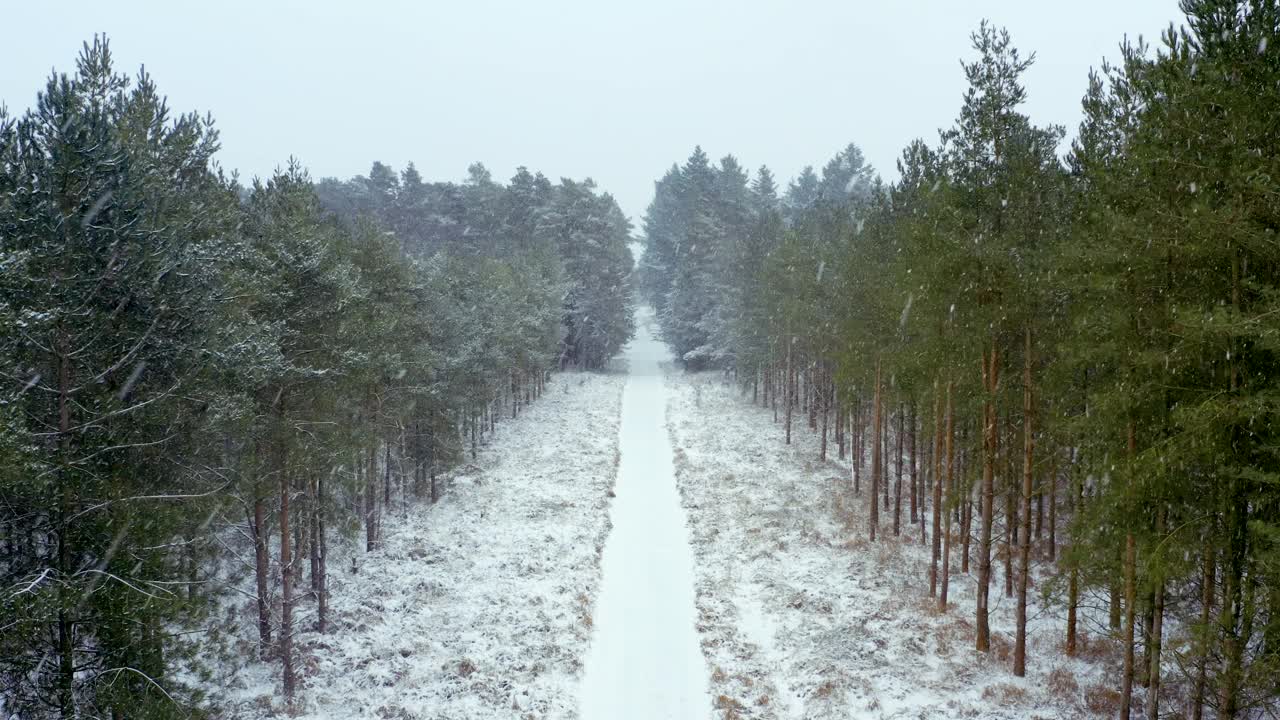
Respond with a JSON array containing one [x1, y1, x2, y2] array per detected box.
[[579, 308, 711, 720]]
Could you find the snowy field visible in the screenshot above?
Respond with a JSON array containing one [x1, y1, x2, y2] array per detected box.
[[667, 370, 1121, 719], [204, 370, 626, 719]]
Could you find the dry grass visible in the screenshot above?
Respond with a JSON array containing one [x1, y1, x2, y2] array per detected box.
[[1069, 630, 1121, 664], [990, 631, 1014, 663], [1083, 682, 1122, 715], [982, 682, 1030, 705], [933, 613, 976, 657], [785, 593, 833, 614], [1046, 666, 1080, 702], [576, 592, 593, 629], [714, 694, 746, 719], [832, 490, 860, 533]]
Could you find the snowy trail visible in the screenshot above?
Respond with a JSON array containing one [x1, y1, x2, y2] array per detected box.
[[579, 308, 711, 720]]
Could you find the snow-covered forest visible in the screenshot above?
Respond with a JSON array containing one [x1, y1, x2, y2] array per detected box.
[[3, 2, 1280, 719], [0, 38, 635, 717], [637, 11, 1280, 720]]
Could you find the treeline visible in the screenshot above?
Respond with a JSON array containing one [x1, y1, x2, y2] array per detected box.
[[0, 39, 633, 717], [315, 161, 635, 370], [641, 4, 1278, 718]]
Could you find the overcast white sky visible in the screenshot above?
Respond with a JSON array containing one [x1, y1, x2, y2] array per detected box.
[[3, 0, 1181, 224]]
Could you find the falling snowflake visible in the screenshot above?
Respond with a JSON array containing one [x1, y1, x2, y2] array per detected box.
[[82, 191, 113, 229], [118, 361, 147, 401], [20, 373, 42, 395]]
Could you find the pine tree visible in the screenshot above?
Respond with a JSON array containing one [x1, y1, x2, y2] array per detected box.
[[0, 37, 239, 717]]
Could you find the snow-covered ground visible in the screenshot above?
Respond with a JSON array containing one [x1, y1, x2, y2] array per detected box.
[[579, 308, 710, 719], [196, 308, 1125, 720], [204, 369, 626, 719], [666, 370, 1121, 719]]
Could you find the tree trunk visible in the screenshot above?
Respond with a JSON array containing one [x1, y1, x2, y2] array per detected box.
[[854, 397, 862, 494], [1141, 596, 1154, 688], [1120, 422, 1138, 720], [785, 339, 793, 445], [1047, 449, 1058, 562], [977, 343, 999, 653], [253, 490, 272, 655], [921, 411, 930, 545], [1111, 577, 1123, 631], [366, 444, 377, 552], [56, 335, 74, 718], [384, 443, 392, 508], [962, 457, 972, 575], [808, 364, 818, 430], [317, 474, 328, 634], [939, 381, 955, 612], [309, 475, 321, 597], [836, 388, 845, 459], [1005, 450, 1016, 600], [1120, 535, 1137, 719], [1014, 327, 1033, 677], [772, 364, 778, 422], [1191, 542, 1215, 720], [293, 488, 307, 591], [1147, 506, 1166, 720], [870, 359, 882, 542], [1221, 245, 1246, 719], [881, 403, 890, 512], [930, 384, 943, 597], [1221, 484, 1248, 720], [820, 364, 829, 461], [1067, 460, 1081, 657], [279, 438, 295, 701], [1034, 475, 1043, 542], [909, 402, 918, 527], [894, 406, 903, 536]]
